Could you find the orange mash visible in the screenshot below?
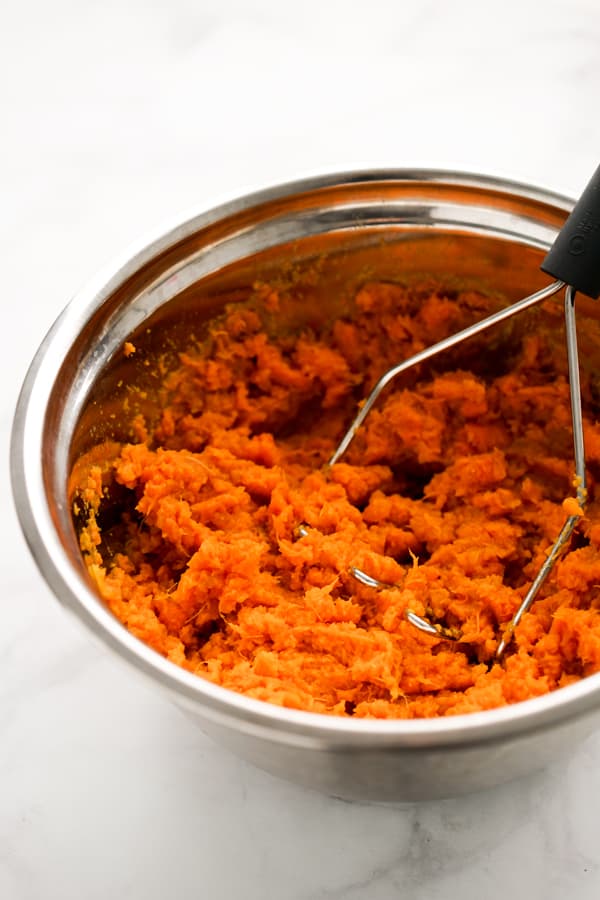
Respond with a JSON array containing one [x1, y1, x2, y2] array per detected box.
[[74, 279, 600, 718]]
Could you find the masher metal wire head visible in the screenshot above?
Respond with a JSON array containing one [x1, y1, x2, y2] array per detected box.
[[325, 165, 600, 659]]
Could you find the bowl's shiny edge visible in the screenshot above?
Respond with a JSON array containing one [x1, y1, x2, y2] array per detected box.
[[13, 166, 600, 752]]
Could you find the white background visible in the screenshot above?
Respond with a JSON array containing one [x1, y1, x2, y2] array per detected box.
[[2, 1, 600, 897]]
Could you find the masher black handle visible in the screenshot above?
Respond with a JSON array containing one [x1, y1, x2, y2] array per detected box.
[[541, 164, 600, 299]]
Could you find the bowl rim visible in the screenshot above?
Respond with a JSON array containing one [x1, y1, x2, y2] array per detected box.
[[12, 165, 600, 749]]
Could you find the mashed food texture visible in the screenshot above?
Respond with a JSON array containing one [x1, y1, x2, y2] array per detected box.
[[75, 279, 600, 718]]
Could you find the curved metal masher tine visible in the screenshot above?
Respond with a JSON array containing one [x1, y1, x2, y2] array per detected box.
[[350, 566, 454, 639], [328, 280, 565, 468], [345, 283, 587, 658], [292, 532, 453, 639], [297, 274, 590, 656]]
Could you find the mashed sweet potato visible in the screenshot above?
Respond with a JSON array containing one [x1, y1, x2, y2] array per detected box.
[[74, 278, 600, 718]]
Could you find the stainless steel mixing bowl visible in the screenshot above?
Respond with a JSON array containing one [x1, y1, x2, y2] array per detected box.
[[12, 169, 600, 802]]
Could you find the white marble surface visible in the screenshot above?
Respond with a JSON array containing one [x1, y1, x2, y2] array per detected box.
[[3, 0, 600, 897]]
